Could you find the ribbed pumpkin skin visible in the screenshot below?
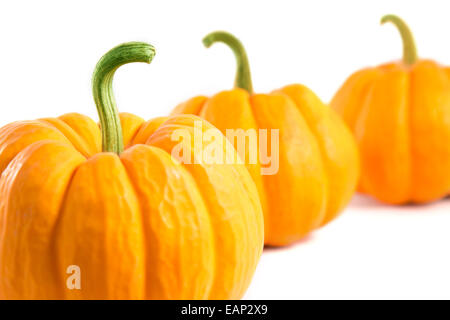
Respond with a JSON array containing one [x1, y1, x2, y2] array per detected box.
[[0, 113, 264, 300], [331, 60, 450, 204], [172, 84, 360, 246]]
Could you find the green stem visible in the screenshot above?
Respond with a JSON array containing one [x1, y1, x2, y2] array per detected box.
[[203, 31, 253, 93], [92, 42, 155, 154], [381, 14, 418, 66]]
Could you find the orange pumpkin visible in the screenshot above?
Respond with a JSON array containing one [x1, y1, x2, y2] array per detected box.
[[172, 32, 359, 246], [0, 42, 263, 299], [331, 14, 450, 204]]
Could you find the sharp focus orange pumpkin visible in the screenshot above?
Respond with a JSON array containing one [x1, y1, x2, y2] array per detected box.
[[331, 14, 450, 204], [0, 42, 263, 299], [171, 32, 360, 246]]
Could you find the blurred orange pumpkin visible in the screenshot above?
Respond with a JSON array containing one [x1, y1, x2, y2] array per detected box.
[[0, 42, 263, 299], [172, 31, 359, 246], [331, 14, 450, 204]]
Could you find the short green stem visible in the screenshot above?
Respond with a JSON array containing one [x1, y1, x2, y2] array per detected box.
[[381, 14, 418, 66], [203, 31, 253, 94], [92, 42, 155, 154]]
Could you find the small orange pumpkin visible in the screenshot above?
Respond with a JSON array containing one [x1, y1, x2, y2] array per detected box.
[[172, 32, 359, 246], [331, 14, 450, 204], [0, 42, 263, 299]]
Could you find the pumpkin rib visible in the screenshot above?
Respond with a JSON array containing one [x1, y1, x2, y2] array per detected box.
[[146, 125, 230, 298], [277, 84, 360, 226], [356, 65, 412, 203], [347, 69, 385, 194], [58, 113, 102, 155], [331, 68, 383, 133], [147, 115, 263, 299], [131, 116, 169, 146], [118, 113, 146, 148], [120, 144, 215, 299], [0, 140, 85, 299], [39, 118, 94, 158], [50, 152, 84, 299], [249, 93, 327, 245], [115, 148, 148, 298], [210, 131, 264, 297], [273, 87, 329, 223], [101, 154, 146, 300], [0, 121, 75, 176], [119, 145, 163, 299], [55, 153, 146, 299], [171, 95, 208, 116]]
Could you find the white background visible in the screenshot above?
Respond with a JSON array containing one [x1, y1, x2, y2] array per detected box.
[[0, 0, 449, 299]]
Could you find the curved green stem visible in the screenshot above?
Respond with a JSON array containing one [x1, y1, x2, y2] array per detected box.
[[203, 31, 253, 93], [381, 14, 418, 66], [92, 42, 155, 154]]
